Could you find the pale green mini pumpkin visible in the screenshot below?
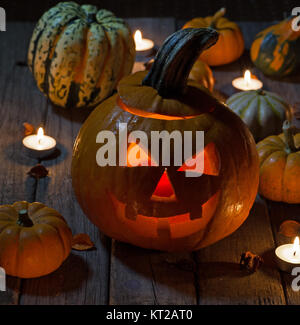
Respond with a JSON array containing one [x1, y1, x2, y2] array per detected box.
[[28, 2, 136, 108], [226, 90, 291, 141]]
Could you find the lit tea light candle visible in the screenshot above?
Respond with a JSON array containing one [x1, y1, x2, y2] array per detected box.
[[232, 70, 263, 91], [23, 127, 56, 159], [275, 237, 300, 273], [134, 30, 154, 55]]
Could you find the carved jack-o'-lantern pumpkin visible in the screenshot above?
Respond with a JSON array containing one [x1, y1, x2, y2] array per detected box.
[[72, 28, 259, 251]]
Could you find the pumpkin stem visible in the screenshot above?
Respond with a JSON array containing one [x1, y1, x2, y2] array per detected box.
[[210, 8, 226, 28], [17, 209, 34, 227], [283, 120, 297, 153], [257, 89, 266, 96], [142, 28, 219, 98]]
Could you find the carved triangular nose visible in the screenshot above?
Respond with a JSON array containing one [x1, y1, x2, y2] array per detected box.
[[151, 169, 177, 202]]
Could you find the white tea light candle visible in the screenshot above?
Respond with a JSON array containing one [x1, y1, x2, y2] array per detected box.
[[134, 30, 154, 56], [232, 70, 263, 91], [23, 127, 56, 159], [275, 237, 300, 273]]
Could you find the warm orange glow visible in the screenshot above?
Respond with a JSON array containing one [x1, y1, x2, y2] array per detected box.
[[117, 96, 198, 120], [178, 143, 220, 176], [293, 237, 300, 256], [151, 169, 177, 202], [127, 143, 158, 167]]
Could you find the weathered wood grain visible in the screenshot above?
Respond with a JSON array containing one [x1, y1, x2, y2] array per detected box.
[[175, 21, 290, 305], [0, 22, 47, 305], [268, 202, 300, 305], [0, 19, 299, 305], [195, 196, 286, 305], [110, 241, 197, 305], [253, 22, 300, 305], [19, 101, 111, 305], [109, 17, 198, 305]]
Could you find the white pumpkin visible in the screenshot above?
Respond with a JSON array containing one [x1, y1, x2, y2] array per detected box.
[[226, 90, 291, 141]]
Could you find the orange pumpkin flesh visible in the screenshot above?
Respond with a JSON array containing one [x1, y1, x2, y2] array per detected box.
[[72, 28, 259, 251], [0, 201, 72, 278], [257, 121, 300, 203], [183, 8, 245, 66]]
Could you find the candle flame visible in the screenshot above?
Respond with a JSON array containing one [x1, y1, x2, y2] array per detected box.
[[134, 30, 142, 44], [37, 127, 44, 144], [293, 236, 300, 256], [244, 70, 251, 85]]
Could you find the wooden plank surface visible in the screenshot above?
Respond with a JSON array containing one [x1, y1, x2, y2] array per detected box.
[[109, 17, 198, 305], [195, 197, 285, 305], [193, 21, 293, 305], [176, 20, 299, 305], [268, 202, 300, 305], [0, 22, 47, 305], [0, 19, 300, 305], [18, 39, 110, 305], [19, 102, 111, 305]]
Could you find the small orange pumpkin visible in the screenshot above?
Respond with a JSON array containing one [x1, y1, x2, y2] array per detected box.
[[189, 60, 214, 92], [183, 8, 245, 66], [257, 121, 300, 203], [0, 201, 72, 278]]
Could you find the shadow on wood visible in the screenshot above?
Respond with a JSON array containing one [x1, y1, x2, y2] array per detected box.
[[259, 248, 285, 281], [39, 143, 69, 167], [0, 277, 21, 305], [20, 253, 90, 298], [51, 104, 94, 125], [4, 142, 37, 167], [110, 241, 197, 304], [198, 261, 249, 279]]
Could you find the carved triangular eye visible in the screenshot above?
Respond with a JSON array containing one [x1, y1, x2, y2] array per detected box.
[[127, 143, 158, 167], [178, 143, 220, 176], [151, 169, 177, 202]]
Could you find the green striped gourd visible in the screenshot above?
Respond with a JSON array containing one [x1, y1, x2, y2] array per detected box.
[[226, 90, 291, 141], [28, 2, 136, 108], [250, 17, 300, 77]]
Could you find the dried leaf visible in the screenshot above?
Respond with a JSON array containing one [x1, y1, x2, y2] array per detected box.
[[240, 251, 263, 273], [27, 164, 49, 179], [72, 233, 95, 251], [23, 122, 35, 136], [164, 257, 196, 272], [279, 220, 300, 238]]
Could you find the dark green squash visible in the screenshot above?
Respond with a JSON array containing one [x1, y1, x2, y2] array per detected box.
[[28, 1, 135, 108], [250, 17, 300, 77]]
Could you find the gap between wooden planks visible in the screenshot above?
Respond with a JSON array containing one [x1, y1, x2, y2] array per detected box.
[[0, 19, 299, 305]]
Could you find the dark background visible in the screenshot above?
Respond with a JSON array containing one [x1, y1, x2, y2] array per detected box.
[[2, 0, 300, 21]]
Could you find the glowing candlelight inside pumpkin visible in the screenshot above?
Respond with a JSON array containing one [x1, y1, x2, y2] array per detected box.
[[134, 30, 154, 53], [275, 236, 300, 272], [232, 70, 263, 91], [23, 127, 56, 159]]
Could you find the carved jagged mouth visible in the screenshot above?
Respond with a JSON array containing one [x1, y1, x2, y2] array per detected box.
[[109, 190, 220, 223], [124, 202, 203, 220], [109, 190, 220, 239]]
